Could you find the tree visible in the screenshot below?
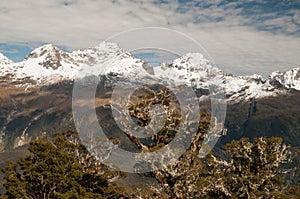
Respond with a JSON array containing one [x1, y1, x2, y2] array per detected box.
[[145, 137, 299, 199], [1, 131, 126, 199], [117, 85, 300, 198], [222, 137, 290, 198]]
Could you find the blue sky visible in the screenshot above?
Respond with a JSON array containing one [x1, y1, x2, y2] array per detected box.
[[0, 0, 299, 77], [134, 52, 162, 67], [0, 43, 32, 62], [133, 49, 179, 67], [0, 42, 71, 62]]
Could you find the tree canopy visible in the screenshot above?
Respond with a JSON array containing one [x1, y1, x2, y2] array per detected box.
[[0, 131, 299, 198], [0, 131, 125, 199], [140, 137, 300, 199]]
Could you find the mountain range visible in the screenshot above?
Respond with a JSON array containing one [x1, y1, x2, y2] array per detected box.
[[0, 42, 300, 190], [0, 42, 300, 102], [0, 42, 299, 153]]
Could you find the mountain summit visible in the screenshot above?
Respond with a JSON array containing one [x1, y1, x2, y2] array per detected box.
[[269, 68, 300, 90], [24, 44, 76, 70]]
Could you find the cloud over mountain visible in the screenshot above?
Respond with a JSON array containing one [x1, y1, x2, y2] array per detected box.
[[0, 0, 299, 77]]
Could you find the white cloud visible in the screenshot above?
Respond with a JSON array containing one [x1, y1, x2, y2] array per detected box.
[[0, 0, 299, 77]]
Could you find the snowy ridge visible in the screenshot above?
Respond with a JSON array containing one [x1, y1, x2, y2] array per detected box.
[[0, 52, 13, 65], [269, 68, 300, 90], [0, 42, 299, 102], [0, 44, 80, 82], [154, 53, 224, 86], [70, 42, 124, 66], [154, 53, 287, 101], [0, 42, 145, 83], [72, 42, 145, 78], [223, 74, 283, 102], [172, 53, 223, 75]]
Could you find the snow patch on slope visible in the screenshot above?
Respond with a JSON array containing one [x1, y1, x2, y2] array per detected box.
[[269, 68, 300, 90], [0, 53, 13, 65]]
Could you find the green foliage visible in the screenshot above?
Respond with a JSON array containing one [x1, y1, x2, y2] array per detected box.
[[0, 131, 125, 199]]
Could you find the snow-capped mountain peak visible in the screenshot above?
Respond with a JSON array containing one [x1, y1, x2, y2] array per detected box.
[[70, 41, 125, 66], [24, 44, 76, 70], [171, 53, 225, 81], [153, 52, 225, 89], [69, 41, 146, 77], [0, 44, 82, 82], [172, 53, 223, 74], [0, 42, 145, 83], [283, 67, 300, 90], [174, 53, 209, 68], [25, 44, 60, 61], [95, 41, 123, 53], [269, 67, 300, 90]]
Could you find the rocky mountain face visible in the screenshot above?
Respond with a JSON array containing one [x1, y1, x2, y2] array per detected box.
[[270, 68, 300, 90], [0, 42, 300, 152]]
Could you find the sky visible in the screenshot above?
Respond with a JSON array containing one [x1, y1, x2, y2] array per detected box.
[[0, 0, 300, 77]]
